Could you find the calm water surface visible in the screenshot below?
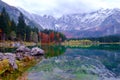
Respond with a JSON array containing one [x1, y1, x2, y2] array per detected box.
[[27, 44, 120, 80]]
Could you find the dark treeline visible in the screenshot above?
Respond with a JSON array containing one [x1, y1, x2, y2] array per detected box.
[[39, 29, 66, 43], [0, 7, 39, 42], [87, 35, 120, 42], [0, 7, 66, 43], [68, 35, 120, 42]]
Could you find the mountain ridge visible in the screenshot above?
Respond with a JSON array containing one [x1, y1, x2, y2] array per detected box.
[[23, 8, 120, 38], [1, 0, 120, 38]]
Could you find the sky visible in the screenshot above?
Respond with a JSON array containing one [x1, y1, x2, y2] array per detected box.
[[2, 0, 120, 17]]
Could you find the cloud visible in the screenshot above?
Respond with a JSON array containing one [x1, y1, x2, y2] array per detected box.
[[2, 0, 120, 17]]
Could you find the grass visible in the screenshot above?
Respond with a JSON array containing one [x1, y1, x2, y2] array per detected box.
[[0, 41, 37, 48]]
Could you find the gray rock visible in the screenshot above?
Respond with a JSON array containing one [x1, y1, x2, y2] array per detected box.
[[5, 53, 18, 69], [16, 52, 24, 60], [16, 45, 31, 52], [31, 47, 44, 56], [24, 52, 31, 57]]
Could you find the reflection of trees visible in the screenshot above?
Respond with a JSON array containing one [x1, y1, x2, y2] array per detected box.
[[41, 45, 66, 58], [69, 47, 120, 75], [0, 47, 16, 53], [68, 44, 120, 51]]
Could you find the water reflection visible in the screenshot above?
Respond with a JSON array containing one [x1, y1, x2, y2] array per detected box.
[[65, 44, 120, 76], [67, 44, 120, 51], [0, 47, 16, 53], [26, 44, 120, 80], [41, 45, 66, 58]]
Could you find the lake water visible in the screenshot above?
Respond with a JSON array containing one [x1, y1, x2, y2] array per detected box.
[[0, 44, 120, 80], [27, 44, 120, 80]]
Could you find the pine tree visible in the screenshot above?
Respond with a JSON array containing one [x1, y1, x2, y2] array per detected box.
[[11, 19, 17, 32], [25, 26, 31, 41], [0, 7, 11, 40], [17, 13, 26, 40]]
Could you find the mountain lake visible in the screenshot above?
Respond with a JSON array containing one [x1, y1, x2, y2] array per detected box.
[[0, 44, 120, 80]]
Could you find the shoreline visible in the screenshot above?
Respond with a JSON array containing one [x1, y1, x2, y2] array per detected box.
[[0, 41, 37, 48], [0, 46, 44, 80]]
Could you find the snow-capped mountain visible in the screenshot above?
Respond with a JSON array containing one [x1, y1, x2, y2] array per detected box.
[[54, 8, 120, 38], [1, 0, 120, 38], [24, 8, 120, 38]]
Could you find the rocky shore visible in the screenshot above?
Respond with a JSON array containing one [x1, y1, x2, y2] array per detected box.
[[0, 46, 44, 75]]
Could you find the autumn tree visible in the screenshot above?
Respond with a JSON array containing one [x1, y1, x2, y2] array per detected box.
[[40, 29, 66, 43], [50, 31, 54, 42]]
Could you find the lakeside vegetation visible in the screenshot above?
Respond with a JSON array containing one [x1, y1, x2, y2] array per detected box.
[[63, 34, 120, 47], [68, 35, 120, 43], [62, 40, 94, 47], [0, 41, 36, 48]]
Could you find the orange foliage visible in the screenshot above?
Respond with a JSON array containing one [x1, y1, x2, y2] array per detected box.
[[39, 31, 64, 44]]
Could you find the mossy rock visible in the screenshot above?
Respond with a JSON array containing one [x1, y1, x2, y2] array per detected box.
[[0, 59, 10, 74]]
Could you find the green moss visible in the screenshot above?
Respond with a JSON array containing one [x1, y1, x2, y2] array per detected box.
[[0, 58, 40, 80]]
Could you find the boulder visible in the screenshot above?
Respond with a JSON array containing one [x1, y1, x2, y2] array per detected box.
[[5, 53, 18, 69], [16, 46, 31, 52], [31, 47, 44, 56], [16, 52, 24, 60], [24, 52, 31, 57]]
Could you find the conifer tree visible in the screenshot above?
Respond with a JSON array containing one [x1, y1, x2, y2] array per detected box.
[[11, 19, 17, 32], [17, 13, 26, 40], [0, 7, 11, 40]]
